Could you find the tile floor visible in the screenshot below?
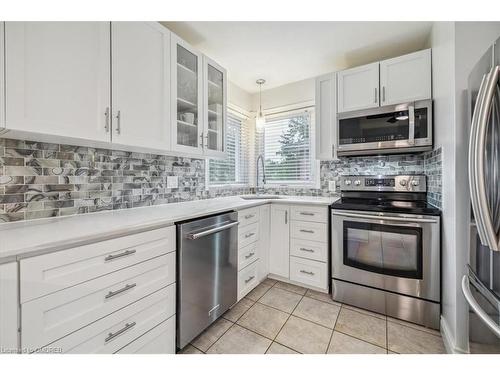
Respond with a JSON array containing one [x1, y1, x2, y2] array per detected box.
[[180, 278, 446, 354]]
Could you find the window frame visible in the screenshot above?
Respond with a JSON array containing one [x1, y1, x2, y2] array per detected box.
[[259, 107, 320, 189], [206, 106, 251, 188]]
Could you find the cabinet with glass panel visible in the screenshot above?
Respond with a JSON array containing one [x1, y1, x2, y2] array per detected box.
[[170, 33, 226, 157]]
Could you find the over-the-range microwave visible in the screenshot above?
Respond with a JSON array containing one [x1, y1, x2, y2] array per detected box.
[[336, 100, 433, 156]]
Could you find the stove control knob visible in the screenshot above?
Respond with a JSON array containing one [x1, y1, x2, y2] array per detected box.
[[411, 180, 420, 187], [344, 179, 352, 186], [354, 180, 361, 186], [399, 179, 407, 187]]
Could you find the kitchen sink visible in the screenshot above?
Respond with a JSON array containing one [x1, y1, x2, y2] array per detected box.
[[240, 195, 284, 200]]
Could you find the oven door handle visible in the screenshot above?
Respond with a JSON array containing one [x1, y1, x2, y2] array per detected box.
[[332, 211, 438, 223]]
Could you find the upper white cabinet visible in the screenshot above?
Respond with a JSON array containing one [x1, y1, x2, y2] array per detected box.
[[337, 49, 432, 114], [269, 205, 290, 279], [379, 49, 431, 106], [0, 22, 5, 131], [5, 22, 111, 142], [315, 72, 337, 160], [337, 62, 379, 113], [111, 22, 171, 150], [203, 55, 227, 158], [171, 34, 204, 155]]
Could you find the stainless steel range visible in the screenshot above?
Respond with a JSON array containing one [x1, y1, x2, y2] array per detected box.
[[331, 175, 441, 329]]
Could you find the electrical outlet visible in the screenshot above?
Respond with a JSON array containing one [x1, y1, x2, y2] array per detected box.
[[328, 180, 337, 192], [167, 176, 179, 189]]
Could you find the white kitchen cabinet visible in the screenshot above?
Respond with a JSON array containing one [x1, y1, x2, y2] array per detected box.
[[5, 22, 111, 142], [0, 22, 5, 132], [111, 22, 171, 150], [0, 262, 19, 354], [337, 62, 379, 113], [203, 55, 227, 158], [315, 73, 337, 160], [116, 316, 175, 354], [269, 205, 290, 279], [380, 49, 431, 106], [258, 204, 271, 281], [170, 33, 204, 156]]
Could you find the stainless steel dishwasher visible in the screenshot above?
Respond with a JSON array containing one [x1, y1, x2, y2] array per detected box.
[[176, 211, 239, 349]]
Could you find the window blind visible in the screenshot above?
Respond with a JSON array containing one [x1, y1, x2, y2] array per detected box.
[[208, 112, 250, 185], [261, 110, 316, 185]]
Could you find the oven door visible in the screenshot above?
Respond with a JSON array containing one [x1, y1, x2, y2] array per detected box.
[[337, 100, 432, 156], [331, 209, 440, 302]]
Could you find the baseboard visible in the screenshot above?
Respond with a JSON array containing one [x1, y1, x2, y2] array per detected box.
[[440, 315, 469, 354]]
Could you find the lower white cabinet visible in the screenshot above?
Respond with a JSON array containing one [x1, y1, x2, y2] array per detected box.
[[116, 316, 175, 354], [290, 256, 328, 290], [237, 259, 260, 301], [45, 284, 175, 354], [0, 262, 18, 353], [269, 205, 290, 279]]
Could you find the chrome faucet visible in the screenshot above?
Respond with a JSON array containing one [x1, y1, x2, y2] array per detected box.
[[256, 154, 266, 193]]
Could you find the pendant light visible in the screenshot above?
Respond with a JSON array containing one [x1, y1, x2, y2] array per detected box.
[[255, 79, 266, 132]]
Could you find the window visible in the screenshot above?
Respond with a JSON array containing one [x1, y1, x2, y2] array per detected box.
[[208, 111, 250, 186], [259, 109, 318, 186]]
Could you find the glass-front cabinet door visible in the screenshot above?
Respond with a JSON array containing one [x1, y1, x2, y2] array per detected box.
[[171, 34, 203, 155], [203, 56, 227, 157]]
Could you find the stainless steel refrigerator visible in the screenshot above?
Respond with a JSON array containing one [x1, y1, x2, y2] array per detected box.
[[463, 35, 500, 353]]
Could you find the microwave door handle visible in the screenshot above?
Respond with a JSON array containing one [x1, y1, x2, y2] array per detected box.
[[473, 65, 500, 251], [408, 104, 415, 146]]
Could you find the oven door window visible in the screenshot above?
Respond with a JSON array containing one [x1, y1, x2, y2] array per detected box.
[[343, 221, 423, 279]]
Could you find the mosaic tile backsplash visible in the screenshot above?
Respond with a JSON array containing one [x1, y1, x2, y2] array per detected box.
[[0, 137, 442, 222]]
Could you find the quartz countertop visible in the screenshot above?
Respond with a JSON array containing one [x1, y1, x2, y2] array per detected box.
[[0, 195, 339, 264]]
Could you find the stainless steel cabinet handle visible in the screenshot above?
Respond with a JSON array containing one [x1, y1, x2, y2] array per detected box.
[[374, 87, 378, 104], [285, 211, 288, 224], [299, 247, 314, 253], [382, 86, 386, 102], [408, 104, 415, 146], [462, 275, 500, 338], [244, 214, 255, 219], [104, 107, 110, 133], [104, 249, 137, 262], [300, 270, 314, 276], [104, 322, 136, 343], [187, 220, 239, 240], [300, 212, 314, 216], [245, 276, 255, 284], [199, 132, 205, 149], [245, 232, 255, 238], [105, 283, 137, 299], [115, 110, 121, 135], [245, 252, 255, 259], [300, 229, 314, 233]]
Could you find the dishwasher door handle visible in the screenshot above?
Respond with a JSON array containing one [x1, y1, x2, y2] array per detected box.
[[186, 221, 239, 240]]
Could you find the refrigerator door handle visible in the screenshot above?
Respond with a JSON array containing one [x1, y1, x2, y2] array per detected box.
[[462, 274, 500, 339], [470, 65, 500, 251]]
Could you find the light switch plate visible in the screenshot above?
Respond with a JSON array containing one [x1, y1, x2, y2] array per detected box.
[[328, 180, 336, 192], [167, 176, 179, 189]]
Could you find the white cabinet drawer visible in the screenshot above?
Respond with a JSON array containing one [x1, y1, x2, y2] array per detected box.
[[20, 226, 175, 303], [116, 316, 175, 354], [22, 253, 175, 350], [238, 242, 259, 270], [238, 222, 259, 248], [290, 221, 327, 243], [290, 205, 328, 223], [290, 239, 328, 263], [44, 283, 175, 354], [237, 260, 259, 301], [238, 207, 260, 227], [290, 256, 328, 290]]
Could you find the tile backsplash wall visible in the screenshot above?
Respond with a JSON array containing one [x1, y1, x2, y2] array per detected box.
[[0, 137, 442, 223]]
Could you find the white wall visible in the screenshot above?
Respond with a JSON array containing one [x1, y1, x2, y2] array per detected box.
[[228, 81, 253, 112], [428, 21, 500, 353], [251, 77, 315, 112]]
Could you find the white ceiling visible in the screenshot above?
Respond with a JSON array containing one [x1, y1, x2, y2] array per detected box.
[[161, 21, 433, 94]]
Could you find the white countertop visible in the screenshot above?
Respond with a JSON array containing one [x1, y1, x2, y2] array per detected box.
[[0, 195, 338, 264]]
